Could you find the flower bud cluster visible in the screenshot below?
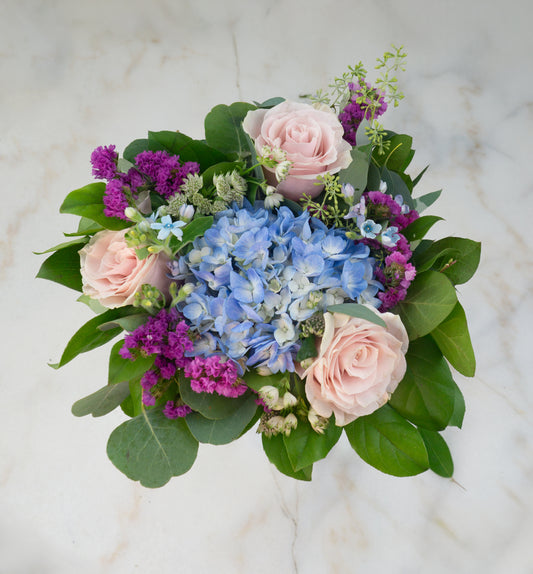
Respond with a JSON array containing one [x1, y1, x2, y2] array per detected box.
[[133, 284, 165, 313], [257, 385, 300, 437]]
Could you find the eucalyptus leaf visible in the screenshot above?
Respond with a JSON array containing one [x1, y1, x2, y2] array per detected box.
[[107, 409, 199, 488], [108, 339, 155, 385], [185, 395, 258, 445], [60, 183, 131, 230], [283, 418, 342, 471], [36, 244, 83, 292], [395, 271, 457, 340], [413, 189, 441, 213], [389, 335, 463, 430], [431, 302, 476, 376], [72, 380, 131, 418], [412, 165, 429, 188], [338, 146, 370, 199], [204, 102, 257, 157], [327, 303, 386, 327], [345, 404, 429, 477], [261, 433, 313, 481], [381, 167, 415, 208], [448, 385, 466, 428], [77, 294, 108, 314], [99, 313, 149, 333], [254, 97, 285, 109], [367, 163, 381, 191], [418, 428, 454, 478], [50, 307, 138, 369], [179, 376, 252, 420]]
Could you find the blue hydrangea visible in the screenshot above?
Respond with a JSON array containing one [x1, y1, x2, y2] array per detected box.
[[177, 202, 381, 374]]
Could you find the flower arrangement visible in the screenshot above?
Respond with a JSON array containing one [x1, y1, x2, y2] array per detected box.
[[37, 48, 480, 487]]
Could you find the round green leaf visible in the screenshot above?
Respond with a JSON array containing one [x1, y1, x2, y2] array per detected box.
[[107, 409, 198, 488], [345, 404, 429, 477], [72, 380, 131, 418]]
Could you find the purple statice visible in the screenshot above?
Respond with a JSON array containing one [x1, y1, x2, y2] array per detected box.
[[374, 250, 416, 311], [184, 355, 247, 398], [339, 82, 388, 146], [135, 150, 200, 199], [103, 179, 129, 219], [91, 145, 118, 180], [365, 190, 419, 231], [163, 401, 192, 419]]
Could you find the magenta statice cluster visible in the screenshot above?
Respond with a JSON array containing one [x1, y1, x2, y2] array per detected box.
[[184, 355, 246, 398], [339, 82, 388, 146], [90, 146, 200, 219]]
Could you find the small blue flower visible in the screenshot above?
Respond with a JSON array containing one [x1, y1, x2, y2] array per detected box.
[[394, 194, 410, 215], [360, 219, 382, 239], [381, 226, 400, 247], [150, 215, 186, 240]]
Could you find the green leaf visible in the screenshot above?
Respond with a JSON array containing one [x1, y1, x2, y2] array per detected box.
[[179, 375, 253, 420], [123, 139, 154, 163], [261, 433, 313, 481], [401, 215, 443, 243], [413, 189, 441, 213], [396, 271, 457, 340], [99, 313, 149, 333], [327, 303, 387, 327], [375, 134, 413, 173], [148, 131, 228, 169], [295, 336, 318, 362], [107, 409, 198, 488], [185, 395, 258, 445], [77, 294, 108, 314], [36, 244, 83, 291], [367, 163, 381, 191], [414, 237, 481, 285], [50, 307, 139, 369], [34, 236, 89, 255], [283, 418, 342, 471], [389, 336, 462, 430], [412, 165, 429, 188], [60, 183, 131, 230], [64, 217, 104, 237], [204, 102, 257, 157], [71, 380, 131, 418], [121, 378, 144, 418], [253, 97, 285, 108], [381, 167, 415, 208], [418, 428, 454, 478], [338, 146, 370, 200], [170, 216, 214, 253], [200, 161, 241, 185], [431, 302, 476, 376], [448, 385, 466, 428], [345, 404, 429, 477], [108, 339, 155, 385]]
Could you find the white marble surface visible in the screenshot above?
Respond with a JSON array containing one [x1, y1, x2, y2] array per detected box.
[[1, 0, 532, 572]]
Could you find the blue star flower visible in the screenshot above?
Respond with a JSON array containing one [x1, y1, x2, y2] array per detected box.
[[150, 215, 186, 240]]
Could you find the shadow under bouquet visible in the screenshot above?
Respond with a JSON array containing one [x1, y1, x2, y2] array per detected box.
[[37, 48, 480, 487]]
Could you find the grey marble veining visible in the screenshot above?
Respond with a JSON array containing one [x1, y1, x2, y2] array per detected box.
[[1, 0, 532, 572]]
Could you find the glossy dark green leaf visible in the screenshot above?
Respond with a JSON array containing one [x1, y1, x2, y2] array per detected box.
[[283, 418, 342, 471], [396, 271, 457, 340], [431, 302, 476, 376], [170, 216, 214, 253], [64, 217, 104, 237], [123, 138, 155, 163], [185, 395, 259, 445], [381, 167, 415, 208], [50, 307, 138, 369], [148, 130, 228, 169], [413, 237, 481, 285], [418, 428, 454, 478], [327, 303, 386, 327], [376, 134, 413, 173], [204, 102, 257, 157], [412, 165, 429, 188], [448, 383, 466, 428], [108, 340, 155, 385], [243, 370, 288, 393], [36, 244, 83, 291], [345, 404, 429, 476], [401, 215, 443, 243], [262, 433, 313, 481], [34, 236, 89, 255], [60, 183, 131, 230], [107, 409, 198, 488], [389, 336, 462, 430], [72, 380, 131, 418], [179, 376, 252, 420], [295, 335, 318, 362]]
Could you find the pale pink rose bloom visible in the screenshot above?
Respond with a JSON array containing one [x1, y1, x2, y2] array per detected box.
[[302, 311, 409, 426], [243, 101, 352, 201], [79, 229, 171, 308]]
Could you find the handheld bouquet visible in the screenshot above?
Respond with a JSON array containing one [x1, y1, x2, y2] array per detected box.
[[38, 48, 480, 487]]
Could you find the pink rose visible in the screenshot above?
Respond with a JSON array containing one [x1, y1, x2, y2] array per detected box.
[[243, 101, 352, 200], [302, 311, 409, 426], [79, 229, 171, 308]]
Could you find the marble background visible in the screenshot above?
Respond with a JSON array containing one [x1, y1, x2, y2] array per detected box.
[[1, 0, 532, 572]]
